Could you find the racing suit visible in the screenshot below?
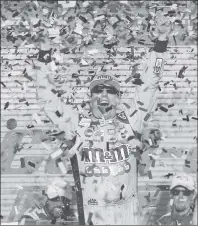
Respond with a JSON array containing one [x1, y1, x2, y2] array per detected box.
[[72, 109, 141, 225], [148, 210, 194, 225]]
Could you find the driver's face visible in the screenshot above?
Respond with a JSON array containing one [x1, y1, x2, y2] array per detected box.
[[45, 197, 70, 219], [90, 84, 120, 120], [171, 187, 194, 213]]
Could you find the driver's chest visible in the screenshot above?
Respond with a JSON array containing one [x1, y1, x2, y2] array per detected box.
[[76, 119, 134, 164]]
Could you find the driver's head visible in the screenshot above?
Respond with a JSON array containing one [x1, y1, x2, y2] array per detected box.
[[90, 75, 121, 120], [45, 177, 72, 219], [170, 173, 196, 214]]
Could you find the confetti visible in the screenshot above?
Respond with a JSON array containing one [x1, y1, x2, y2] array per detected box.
[[151, 159, 156, 167], [43, 120, 50, 123], [183, 115, 190, 121], [51, 131, 65, 137], [4, 102, 9, 110], [19, 98, 26, 102], [1, 81, 6, 87], [123, 102, 130, 109], [133, 78, 144, 85], [159, 106, 168, 113], [185, 163, 190, 168], [130, 110, 138, 117], [144, 192, 151, 202], [16, 185, 23, 190], [87, 212, 93, 225], [20, 157, 25, 168], [79, 15, 88, 23], [55, 110, 62, 118], [144, 113, 151, 122], [164, 173, 174, 179], [24, 73, 33, 81], [162, 148, 168, 153], [15, 80, 23, 86], [51, 89, 57, 94], [148, 139, 153, 146], [127, 135, 135, 141], [28, 161, 35, 168], [137, 101, 144, 106], [148, 170, 153, 179], [51, 148, 63, 159], [105, 106, 113, 112], [14, 206, 18, 215], [164, 81, 169, 86], [168, 104, 174, 108], [185, 79, 191, 84], [57, 158, 67, 174], [32, 113, 42, 124], [173, 35, 177, 46], [139, 107, 147, 112], [170, 153, 177, 158], [138, 164, 145, 176], [106, 142, 110, 151], [154, 188, 160, 197], [178, 66, 188, 78]]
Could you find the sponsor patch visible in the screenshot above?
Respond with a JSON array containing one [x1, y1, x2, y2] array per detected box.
[[84, 127, 94, 137], [88, 198, 98, 205], [116, 111, 130, 124], [108, 129, 116, 135], [85, 166, 94, 177]]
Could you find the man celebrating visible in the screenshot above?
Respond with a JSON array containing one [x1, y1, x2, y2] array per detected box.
[[150, 173, 197, 225], [64, 71, 166, 225], [69, 74, 142, 225]]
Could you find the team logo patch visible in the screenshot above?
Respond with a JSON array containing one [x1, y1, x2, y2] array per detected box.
[[118, 112, 126, 120], [116, 111, 130, 124], [84, 127, 94, 137]]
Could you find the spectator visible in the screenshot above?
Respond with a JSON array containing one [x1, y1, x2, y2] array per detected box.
[[19, 177, 76, 225], [149, 172, 197, 225]]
